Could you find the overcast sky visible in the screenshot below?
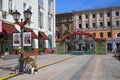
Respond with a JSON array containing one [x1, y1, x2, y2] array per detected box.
[[56, 0, 120, 13]]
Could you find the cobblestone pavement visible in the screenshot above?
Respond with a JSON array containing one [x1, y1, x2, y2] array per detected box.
[[102, 54, 120, 80], [81, 54, 120, 80], [0, 54, 74, 78], [0, 53, 120, 80]]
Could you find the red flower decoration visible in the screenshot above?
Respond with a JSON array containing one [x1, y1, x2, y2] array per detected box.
[[18, 22, 24, 27]]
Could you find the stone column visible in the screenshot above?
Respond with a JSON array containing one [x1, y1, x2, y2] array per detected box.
[[89, 13, 92, 28], [103, 12, 107, 27], [96, 12, 100, 28], [82, 14, 85, 29], [111, 10, 116, 27]]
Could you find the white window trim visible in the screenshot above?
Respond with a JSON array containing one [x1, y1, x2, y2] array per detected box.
[[116, 32, 120, 38]]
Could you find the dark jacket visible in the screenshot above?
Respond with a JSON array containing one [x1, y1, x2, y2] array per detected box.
[[117, 45, 120, 52]]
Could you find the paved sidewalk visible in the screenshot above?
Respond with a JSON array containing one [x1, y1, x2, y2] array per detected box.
[[81, 54, 120, 80], [0, 54, 74, 79], [80, 55, 102, 80], [102, 54, 120, 80], [0, 53, 120, 80]]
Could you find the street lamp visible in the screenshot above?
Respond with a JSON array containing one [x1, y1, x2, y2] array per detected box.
[[12, 9, 32, 74]]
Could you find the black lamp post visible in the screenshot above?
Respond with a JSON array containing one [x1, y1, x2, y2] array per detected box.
[[12, 9, 32, 74]]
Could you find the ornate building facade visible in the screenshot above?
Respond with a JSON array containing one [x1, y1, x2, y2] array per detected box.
[[0, 0, 56, 56], [56, 12, 74, 40], [56, 6, 120, 52]]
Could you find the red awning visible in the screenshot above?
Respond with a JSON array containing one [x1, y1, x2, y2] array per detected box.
[[24, 28, 38, 39], [39, 32, 50, 40], [4, 23, 18, 34]]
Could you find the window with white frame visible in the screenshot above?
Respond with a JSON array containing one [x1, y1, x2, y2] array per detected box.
[[100, 13, 103, 17], [93, 23, 96, 28], [38, 0, 43, 9], [100, 22, 103, 27], [29, 6, 32, 10], [48, 17, 51, 30], [8, 0, 12, 10], [48, 0, 51, 12], [86, 23, 89, 28], [23, 3, 26, 11], [116, 11, 119, 16], [0, 0, 2, 10], [79, 24, 82, 28], [100, 32, 103, 38], [8, 0, 13, 14], [38, 11, 43, 28], [117, 33, 120, 38], [116, 21, 119, 26]]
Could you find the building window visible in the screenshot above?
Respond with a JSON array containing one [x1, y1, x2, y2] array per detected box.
[[23, 3, 26, 11], [107, 32, 111, 38], [66, 17, 69, 22], [116, 21, 119, 26], [48, 17, 51, 30], [117, 33, 120, 38], [116, 11, 119, 16], [93, 33, 96, 37], [100, 22, 103, 27], [86, 23, 89, 28], [93, 23, 96, 28], [107, 21, 111, 26], [57, 18, 61, 23], [107, 12, 111, 17], [0, 0, 2, 10], [8, 0, 12, 11], [66, 27, 69, 31], [86, 15, 88, 19], [29, 6, 32, 10], [79, 16, 81, 20], [65, 24, 69, 30], [48, 0, 52, 13], [100, 32, 103, 38], [100, 13, 103, 17], [38, 0, 43, 9], [79, 24, 82, 28], [38, 11, 43, 28], [70, 17, 72, 21], [92, 14, 95, 18]]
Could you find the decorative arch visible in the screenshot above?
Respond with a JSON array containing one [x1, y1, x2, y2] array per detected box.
[[56, 29, 106, 42], [116, 32, 120, 38]]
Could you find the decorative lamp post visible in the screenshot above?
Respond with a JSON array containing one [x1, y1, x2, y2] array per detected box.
[[12, 9, 32, 74]]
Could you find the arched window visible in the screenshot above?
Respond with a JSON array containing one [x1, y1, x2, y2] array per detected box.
[[117, 32, 120, 38]]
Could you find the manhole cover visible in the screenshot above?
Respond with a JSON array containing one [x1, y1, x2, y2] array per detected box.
[[113, 75, 120, 79]]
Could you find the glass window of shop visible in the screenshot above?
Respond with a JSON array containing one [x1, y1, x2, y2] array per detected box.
[[39, 38, 45, 53], [0, 35, 13, 55]]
